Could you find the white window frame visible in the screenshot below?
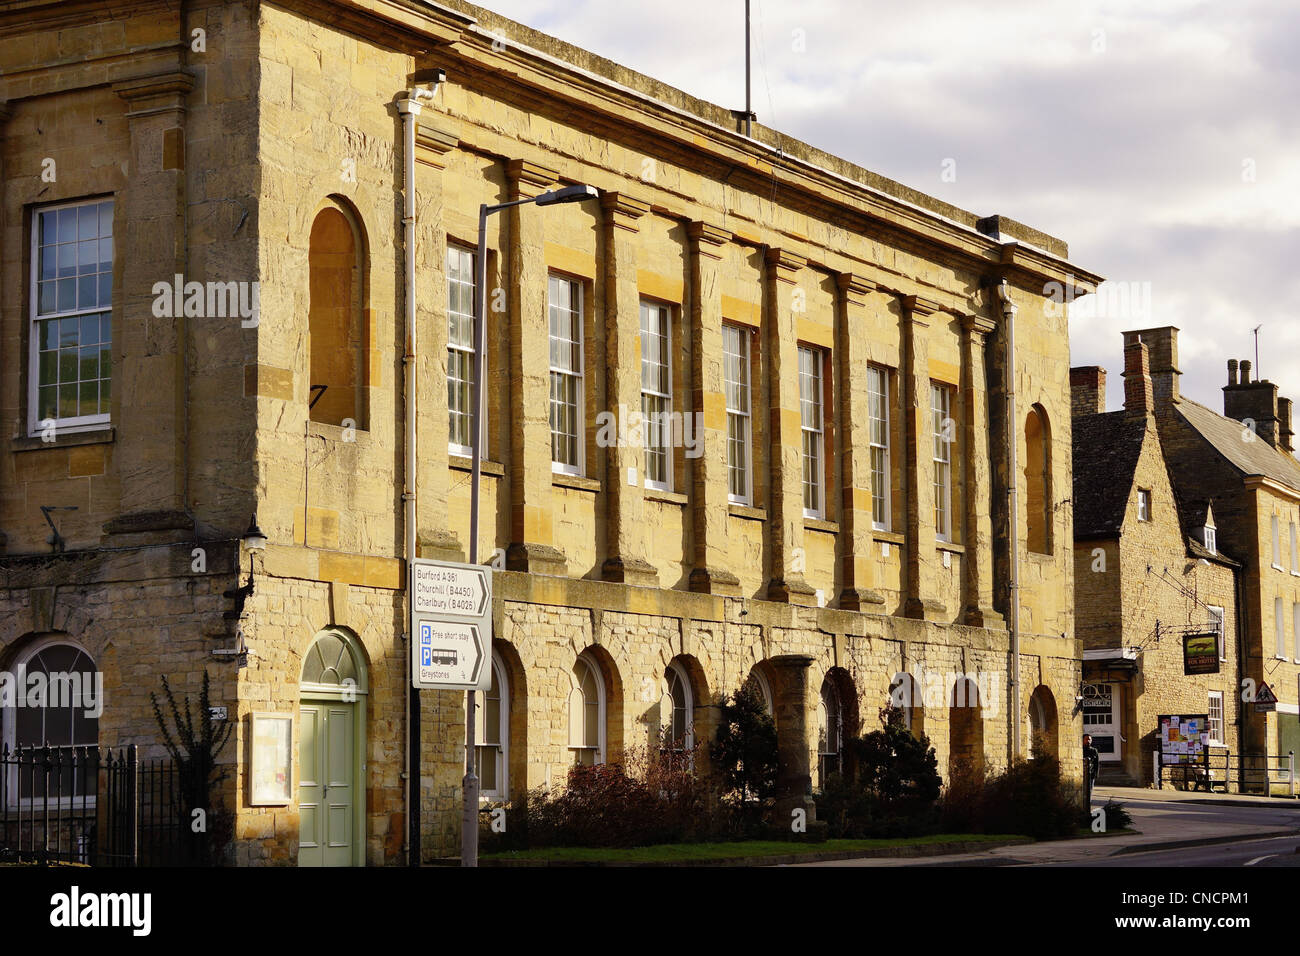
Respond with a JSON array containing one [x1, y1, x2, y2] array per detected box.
[[2, 636, 100, 810], [568, 652, 606, 766], [548, 274, 585, 476], [1291, 521, 1297, 571], [1203, 526, 1216, 555], [446, 243, 478, 457], [723, 324, 753, 506], [1207, 691, 1224, 746], [745, 669, 774, 718], [639, 300, 673, 492], [1208, 605, 1226, 661], [932, 382, 954, 542], [1272, 515, 1281, 567], [868, 365, 891, 531], [663, 660, 695, 754], [1294, 603, 1300, 664], [1276, 596, 1287, 658], [28, 197, 114, 437], [1137, 489, 1151, 522], [799, 346, 826, 519], [473, 651, 508, 802], [817, 676, 842, 789]]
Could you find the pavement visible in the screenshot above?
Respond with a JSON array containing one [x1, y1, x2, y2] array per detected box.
[[792, 785, 1300, 867]]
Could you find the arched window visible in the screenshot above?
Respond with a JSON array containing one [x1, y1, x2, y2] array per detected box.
[[307, 204, 367, 428], [1025, 405, 1051, 554], [817, 676, 843, 788], [300, 628, 361, 691], [568, 652, 606, 766], [475, 651, 509, 799], [662, 660, 694, 752], [2, 637, 100, 803]]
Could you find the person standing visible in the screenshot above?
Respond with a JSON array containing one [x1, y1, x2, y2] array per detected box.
[[1082, 733, 1100, 808]]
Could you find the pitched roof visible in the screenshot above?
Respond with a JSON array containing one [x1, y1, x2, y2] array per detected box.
[[1177, 398, 1300, 491], [1072, 411, 1149, 538]]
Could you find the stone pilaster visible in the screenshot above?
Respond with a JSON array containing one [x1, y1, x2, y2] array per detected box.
[[960, 313, 1002, 627], [107, 71, 196, 541], [835, 272, 887, 611], [687, 221, 740, 595], [901, 294, 946, 620], [505, 159, 566, 574], [764, 248, 816, 605], [412, 123, 464, 561], [771, 653, 818, 824], [599, 192, 657, 585]]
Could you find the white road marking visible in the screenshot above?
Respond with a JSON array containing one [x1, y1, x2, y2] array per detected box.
[[1243, 854, 1277, 866]]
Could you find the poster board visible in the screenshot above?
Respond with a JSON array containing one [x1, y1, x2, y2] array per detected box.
[[249, 712, 293, 806], [1158, 713, 1209, 767]]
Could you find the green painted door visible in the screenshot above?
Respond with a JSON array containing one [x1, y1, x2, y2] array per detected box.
[[298, 701, 356, 867]]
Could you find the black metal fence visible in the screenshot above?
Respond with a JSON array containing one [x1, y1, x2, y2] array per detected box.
[[1158, 748, 1297, 796], [0, 744, 201, 866]]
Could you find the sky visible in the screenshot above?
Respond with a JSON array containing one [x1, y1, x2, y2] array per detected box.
[[477, 0, 1300, 415]]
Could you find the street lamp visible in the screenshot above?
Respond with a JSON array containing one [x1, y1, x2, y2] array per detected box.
[[462, 182, 600, 867]]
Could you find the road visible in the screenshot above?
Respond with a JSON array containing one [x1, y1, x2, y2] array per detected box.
[[795, 787, 1300, 867]]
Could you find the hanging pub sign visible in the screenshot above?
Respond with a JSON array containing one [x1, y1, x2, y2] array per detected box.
[[1182, 632, 1221, 675]]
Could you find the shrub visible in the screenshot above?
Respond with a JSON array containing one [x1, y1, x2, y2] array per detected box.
[[940, 749, 1081, 840], [818, 707, 944, 838], [710, 684, 779, 802]]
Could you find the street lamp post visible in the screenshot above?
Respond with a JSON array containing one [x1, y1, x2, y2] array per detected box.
[[462, 183, 599, 867]]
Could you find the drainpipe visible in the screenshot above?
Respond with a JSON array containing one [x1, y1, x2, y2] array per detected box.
[[398, 81, 438, 866], [996, 278, 1021, 763]]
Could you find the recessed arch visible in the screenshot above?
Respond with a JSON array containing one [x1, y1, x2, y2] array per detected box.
[[949, 677, 984, 779], [890, 671, 925, 738], [1025, 404, 1052, 554], [1028, 684, 1059, 761], [307, 198, 369, 428]]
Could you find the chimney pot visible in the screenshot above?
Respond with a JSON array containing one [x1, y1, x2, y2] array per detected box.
[[1070, 366, 1107, 417], [1122, 341, 1153, 418], [1241, 359, 1252, 383], [1227, 359, 1238, 386]]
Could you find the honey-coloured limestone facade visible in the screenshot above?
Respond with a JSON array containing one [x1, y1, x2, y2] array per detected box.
[[0, 0, 1102, 864]]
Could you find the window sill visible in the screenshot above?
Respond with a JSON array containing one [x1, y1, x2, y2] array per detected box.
[[553, 473, 601, 493], [449, 454, 505, 477], [873, 530, 905, 545], [13, 427, 115, 452], [805, 517, 839, 535], [729, 504, 767, 522], [308, 421, 371, 446], [1272, 564, 1286, 572], [645, 488, 687, 507], [936, 541, 966, 554]]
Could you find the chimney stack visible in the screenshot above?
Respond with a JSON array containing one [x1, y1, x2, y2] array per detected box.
[[1280, 397, 1294, 454], [1227, 359, 1238, 386], [1122, 327, 1180, 413], [1224, 358, 1280, 446], [1122, 340, 1153, 419], [1070, 366, 1107, 417]]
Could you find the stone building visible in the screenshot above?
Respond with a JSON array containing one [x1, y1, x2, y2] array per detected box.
[[1072, 342, 1241, 787], [0, 0, 1100, 865]]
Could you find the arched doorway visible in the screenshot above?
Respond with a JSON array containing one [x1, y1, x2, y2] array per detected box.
[[298, 628, 368, 867], [949, 677, 984, 779], [1028, 685, 1059, 760]]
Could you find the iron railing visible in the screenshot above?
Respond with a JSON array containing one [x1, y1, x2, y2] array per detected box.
[[0, 744, 201, 865], [1156, 748, 1297, 796]]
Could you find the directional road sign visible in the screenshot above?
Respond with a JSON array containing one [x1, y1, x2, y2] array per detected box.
[[409, 558, 492, 690]]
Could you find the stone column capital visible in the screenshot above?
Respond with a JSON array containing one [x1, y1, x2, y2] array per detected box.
[[113, 70, 195, 117], [836, 271, 877, 304], [600, 191, 651, 232], [765, 247, 806, 283], [414, 124, 458, 169], [961, 312, 998, 337], [902, 293, 943, 319], [687, 220, 731, 258], [506, 158, 558, 199]]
